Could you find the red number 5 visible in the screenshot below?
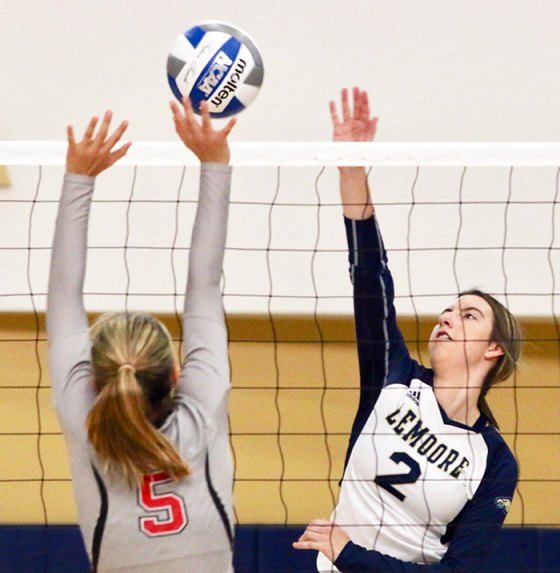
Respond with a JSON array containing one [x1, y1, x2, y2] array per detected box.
[[138, 472, 188, 537]]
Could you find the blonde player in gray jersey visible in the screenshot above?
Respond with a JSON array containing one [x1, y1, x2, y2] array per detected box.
[[47, 98, 236, 573]]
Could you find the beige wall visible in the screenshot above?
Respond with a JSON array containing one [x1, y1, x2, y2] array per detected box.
[[1, 312, 558, 527]]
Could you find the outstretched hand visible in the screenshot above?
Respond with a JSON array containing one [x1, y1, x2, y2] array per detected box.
[[292, 519, 351, 563], [66, 111, 131, 176], [170, 97, 236, 164], [330, 87, 378, 143]]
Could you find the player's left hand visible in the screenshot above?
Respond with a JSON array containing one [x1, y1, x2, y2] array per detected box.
[[292, 519, 351, 563], [170, 97, 236, 164]]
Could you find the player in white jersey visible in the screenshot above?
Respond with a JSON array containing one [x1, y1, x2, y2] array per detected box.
[[294, 87, 521, 573], [47, 98, 236, 573]]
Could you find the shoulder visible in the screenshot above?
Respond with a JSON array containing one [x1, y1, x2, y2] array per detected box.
[[481, 425, 519, 485], [167, 395, 209, 430], [161, 395, 217, 459], [483, 426, 517, 464], [385, 362, 433, 388]]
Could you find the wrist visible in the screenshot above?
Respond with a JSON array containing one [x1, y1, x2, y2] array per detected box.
[[200, 162, 232, 173], [338, 166, 367, 175], [196, 150, 229, 164], [63, 172, 95, 183]]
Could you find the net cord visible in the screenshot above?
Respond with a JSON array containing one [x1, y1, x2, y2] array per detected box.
[[2, 141, 560, 166]]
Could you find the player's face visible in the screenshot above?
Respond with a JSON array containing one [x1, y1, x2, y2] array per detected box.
[[428, 294, 497, 376]]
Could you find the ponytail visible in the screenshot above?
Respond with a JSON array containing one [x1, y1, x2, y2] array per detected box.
[[88, 312, 190, 487], [477, 394, 498, 428]]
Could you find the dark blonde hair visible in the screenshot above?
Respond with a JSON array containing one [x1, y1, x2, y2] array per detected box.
[[460, 290, 522, 427], [87, 312, 190, 486]]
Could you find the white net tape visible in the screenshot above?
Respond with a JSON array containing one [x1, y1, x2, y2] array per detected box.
[[2, 141, 560, 166]]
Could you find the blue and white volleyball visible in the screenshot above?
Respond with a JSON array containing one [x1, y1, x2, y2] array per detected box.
[[167, 21, 264, 118]]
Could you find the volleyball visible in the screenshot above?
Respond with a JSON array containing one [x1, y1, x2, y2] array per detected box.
[[167, 21, 264, 118]]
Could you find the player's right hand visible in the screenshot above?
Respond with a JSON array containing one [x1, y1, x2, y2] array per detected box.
[[329, 87, 378, 143], [66, 111, 131, 177], [170, 97, 236, 164]]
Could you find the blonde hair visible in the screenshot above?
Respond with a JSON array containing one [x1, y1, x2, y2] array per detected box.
[[87, 312, 190, 486]]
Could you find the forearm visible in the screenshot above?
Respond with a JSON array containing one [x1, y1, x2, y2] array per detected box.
[[335, 543, 456, 573], [184, 163, 232, 323], [179, 162, 232, 414], [339, 167, 373, 220], [47, 174, 94, 343]]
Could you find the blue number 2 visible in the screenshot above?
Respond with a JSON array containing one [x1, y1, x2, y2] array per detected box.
[[374, 452, 421, 501]]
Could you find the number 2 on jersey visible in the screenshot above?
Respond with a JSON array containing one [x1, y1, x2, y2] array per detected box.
[[374, 452, 421, 501], [138, 472, 188, 536]]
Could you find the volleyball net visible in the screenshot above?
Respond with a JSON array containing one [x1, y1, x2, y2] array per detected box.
[[0, 142, 559, 535]]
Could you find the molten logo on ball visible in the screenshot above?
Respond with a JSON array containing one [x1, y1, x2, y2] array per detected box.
[[207, 59, 248, 108]]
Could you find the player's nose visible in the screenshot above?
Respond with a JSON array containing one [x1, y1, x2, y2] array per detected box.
[[439, 313, 453, 328]]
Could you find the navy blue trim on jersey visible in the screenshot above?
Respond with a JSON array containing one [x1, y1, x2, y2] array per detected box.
[[205, 453, 234, 550], [91, 465, 108, 573], [436, 400, 489, 433], [66, 361, 90, 391]]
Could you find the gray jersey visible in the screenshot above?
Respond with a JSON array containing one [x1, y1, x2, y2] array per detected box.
[[47, 165, 234, 573]]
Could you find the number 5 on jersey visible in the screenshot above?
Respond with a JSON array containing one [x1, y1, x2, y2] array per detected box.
[[138, 472, 188, 536]]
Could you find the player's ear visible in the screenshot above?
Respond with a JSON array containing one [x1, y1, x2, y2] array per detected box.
[[171, 366, 179, 386], [485, 343, 504, 361]]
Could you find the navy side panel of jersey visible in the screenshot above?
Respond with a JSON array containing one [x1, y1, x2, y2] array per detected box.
[[437, 428, 518, 568], [343, 216, 431, 468], [91, 465, 109, 573], [205, 452, 234, 549]]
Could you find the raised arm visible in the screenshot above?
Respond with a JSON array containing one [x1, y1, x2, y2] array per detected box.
[[47, 113, 130, 412], [331, 89, 419, 423], [330, 87, 377, 220], [47, 113, 130, 343], [170, 98, 236, 423]]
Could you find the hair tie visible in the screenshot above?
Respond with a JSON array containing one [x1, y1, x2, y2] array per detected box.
[[118, 363, 136, 375]]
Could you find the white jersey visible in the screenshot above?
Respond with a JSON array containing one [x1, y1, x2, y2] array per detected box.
[[47, 165, 234, 573], [318, 216, 518, 573]]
